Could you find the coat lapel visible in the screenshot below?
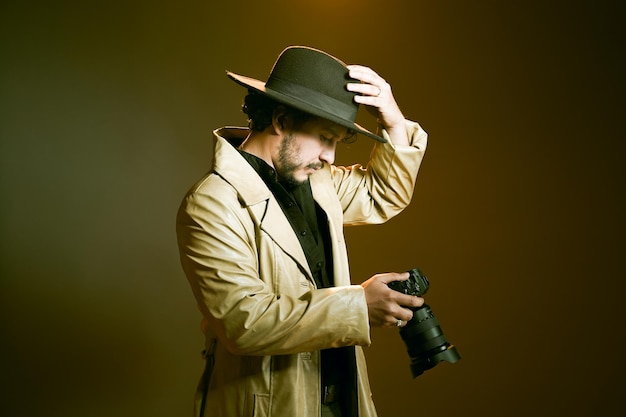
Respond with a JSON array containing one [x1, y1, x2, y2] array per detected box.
[[212, 129, 313, 281], [248, 198, 312, 281]]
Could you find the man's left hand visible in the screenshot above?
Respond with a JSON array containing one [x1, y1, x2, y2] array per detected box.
[[347, 65, 409, 146]]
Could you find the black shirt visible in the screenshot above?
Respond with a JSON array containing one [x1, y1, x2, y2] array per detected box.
[[237, 149, 334, 289]]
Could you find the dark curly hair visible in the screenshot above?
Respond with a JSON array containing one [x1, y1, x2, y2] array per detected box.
[[241, 91, 309, 132], [242, 91, 357, 142]]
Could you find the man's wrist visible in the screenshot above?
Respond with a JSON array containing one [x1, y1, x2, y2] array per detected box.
[[381, 120, 410, 146]]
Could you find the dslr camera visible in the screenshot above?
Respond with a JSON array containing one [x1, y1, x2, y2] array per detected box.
[[388, 268, 461, 378]]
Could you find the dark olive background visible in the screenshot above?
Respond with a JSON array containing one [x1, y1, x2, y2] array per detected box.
[[1, 1, 624, 416]]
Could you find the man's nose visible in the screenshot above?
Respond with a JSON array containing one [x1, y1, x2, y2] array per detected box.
[[320, 145, 336, 165]]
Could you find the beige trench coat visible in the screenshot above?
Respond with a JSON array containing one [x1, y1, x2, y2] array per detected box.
[[176, 120, 427, 417]]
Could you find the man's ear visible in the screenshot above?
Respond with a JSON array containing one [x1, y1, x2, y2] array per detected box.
[[271, 106, 289, 135]]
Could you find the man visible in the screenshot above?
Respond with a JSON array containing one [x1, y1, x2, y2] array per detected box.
[[176, 46, 428, 417]]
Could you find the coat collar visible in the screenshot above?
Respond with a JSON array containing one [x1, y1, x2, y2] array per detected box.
[[212, 127, 271, 206], [212, 127, 315, 282]]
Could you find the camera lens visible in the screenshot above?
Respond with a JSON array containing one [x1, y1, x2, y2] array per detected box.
[[388, 268, 460, 378], [399, 305, 460, 378]]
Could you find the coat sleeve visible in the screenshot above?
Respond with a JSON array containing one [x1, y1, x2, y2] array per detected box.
[[176, 176, 371, 356], [332, 119, 428, 225]]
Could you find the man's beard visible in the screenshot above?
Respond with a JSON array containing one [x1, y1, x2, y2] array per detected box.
[[276, 132, 323, 187]]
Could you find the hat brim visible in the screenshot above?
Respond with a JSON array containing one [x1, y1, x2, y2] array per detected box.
[[226, 71, 387, 143]]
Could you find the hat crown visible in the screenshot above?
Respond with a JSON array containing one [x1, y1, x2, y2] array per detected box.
[[265, 47, 359, 122]]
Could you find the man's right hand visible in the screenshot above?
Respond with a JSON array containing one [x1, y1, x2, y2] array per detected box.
[[361, 272, 424, 328]]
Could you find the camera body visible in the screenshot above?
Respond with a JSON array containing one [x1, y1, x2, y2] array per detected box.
[[388, 268, 461, 378]]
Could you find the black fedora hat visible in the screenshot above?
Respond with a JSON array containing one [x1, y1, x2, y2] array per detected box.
[[226, 46, 386, 143]]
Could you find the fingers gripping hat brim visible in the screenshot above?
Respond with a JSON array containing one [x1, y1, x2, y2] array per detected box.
[[225, 46, 387, 143]]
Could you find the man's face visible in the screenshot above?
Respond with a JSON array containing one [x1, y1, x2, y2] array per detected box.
[[274, 117, 350, 186]]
